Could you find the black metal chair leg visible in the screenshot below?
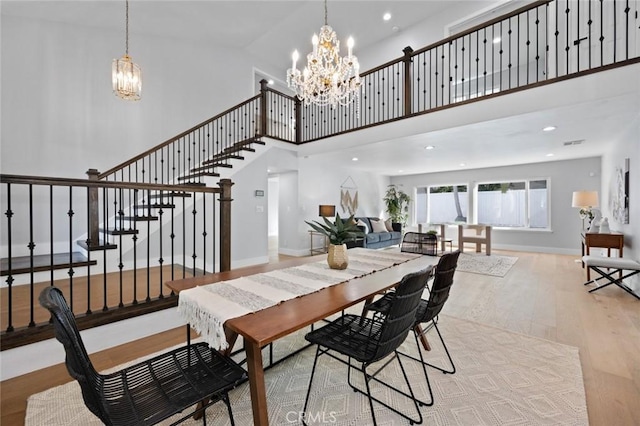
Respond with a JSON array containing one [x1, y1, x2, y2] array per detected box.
[[362, 364, 379, 426], [224, 394, 235, 426], [302, 346, 322, 425]]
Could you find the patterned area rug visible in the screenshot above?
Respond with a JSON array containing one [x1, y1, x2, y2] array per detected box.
[[456, 253, 518, 277], [26, 315, 587, 426]]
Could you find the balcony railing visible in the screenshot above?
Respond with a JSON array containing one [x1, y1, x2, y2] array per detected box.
[[0, 174, 232, 349]]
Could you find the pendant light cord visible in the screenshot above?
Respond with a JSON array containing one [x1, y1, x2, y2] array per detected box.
[[324, 0, 328, 25], [125, 0, 129, 55]]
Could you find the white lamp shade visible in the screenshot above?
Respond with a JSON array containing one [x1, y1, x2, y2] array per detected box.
[[571, 191, 599, 208]]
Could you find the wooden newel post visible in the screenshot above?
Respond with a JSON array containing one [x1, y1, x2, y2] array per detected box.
[[86, 168, 100, 248], [402, 46, 414, 117], [218, 178, 233, 272], [294, 96, 302, 144], [259, 79, 269, 137]]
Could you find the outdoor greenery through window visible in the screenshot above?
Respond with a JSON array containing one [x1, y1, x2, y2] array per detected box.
[[416, 185, 468, 224], [477, 179, 549, 228]]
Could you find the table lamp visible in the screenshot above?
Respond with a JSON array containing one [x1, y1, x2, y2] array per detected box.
[[318, 205, 336, 217], [571, 191, 599, 230]]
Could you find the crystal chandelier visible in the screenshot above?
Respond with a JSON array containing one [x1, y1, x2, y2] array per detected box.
[[287, 0, 361, 108], [112, 0, 142, 101]]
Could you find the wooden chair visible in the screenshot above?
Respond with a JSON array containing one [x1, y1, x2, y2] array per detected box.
[[458, 224, 492, 255], [39, 287, 247, 426], [301, 268, 433, 426]]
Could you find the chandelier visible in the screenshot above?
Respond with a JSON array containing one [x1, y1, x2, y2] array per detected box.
[[112, 0, 142, 101], [287, 0, 361, 108]]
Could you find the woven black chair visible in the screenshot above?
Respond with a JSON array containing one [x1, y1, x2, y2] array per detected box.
[[363, 250, 461, 406], [39, 286, 247, 426], [302, 267, 434, 426]]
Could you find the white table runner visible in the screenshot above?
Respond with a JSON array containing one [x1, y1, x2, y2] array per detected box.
[[177, 248, 421, 350]]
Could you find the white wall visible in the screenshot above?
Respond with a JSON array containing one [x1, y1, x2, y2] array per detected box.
[[1, 14, 256, 178], [391, 157, 602, 254], [601, 114, 640, 261]]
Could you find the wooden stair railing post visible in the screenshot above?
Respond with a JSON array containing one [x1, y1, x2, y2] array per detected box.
[[402, 46, 414, 117], [218, 179, 233, 272], [259, 79, 269, 137], [86, 169, 100, 248]]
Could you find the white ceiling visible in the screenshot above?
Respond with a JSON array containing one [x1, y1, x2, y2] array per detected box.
[[3, 1, 639, 176]]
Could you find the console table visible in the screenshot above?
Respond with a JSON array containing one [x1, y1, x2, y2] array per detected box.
[[309, 230, 328, 255], [581, 232, 624, 280]]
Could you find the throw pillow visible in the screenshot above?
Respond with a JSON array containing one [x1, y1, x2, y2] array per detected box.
[[370, 219, 388, 233], [384, 219, 394, 232], [356, 219, 369, 234]]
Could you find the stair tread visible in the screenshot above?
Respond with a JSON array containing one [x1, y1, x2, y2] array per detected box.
[[134, 203, 176, 209], [77, 239, 118, 251], [148, 192, 192, 198], [0, 252, 98, 276], [122, 215, 159, 221], [100, 228, 139, 235]]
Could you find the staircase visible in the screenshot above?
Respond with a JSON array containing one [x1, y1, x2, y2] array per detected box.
[[2, 0, 638, 350]]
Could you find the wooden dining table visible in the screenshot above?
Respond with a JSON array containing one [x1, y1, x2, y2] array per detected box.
[[166, 253, 435, 426]]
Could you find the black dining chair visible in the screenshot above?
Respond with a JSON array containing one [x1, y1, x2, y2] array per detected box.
[[39, 286, 247, 426], [363, 250, 461, 406], [301, 267, 434, 426]]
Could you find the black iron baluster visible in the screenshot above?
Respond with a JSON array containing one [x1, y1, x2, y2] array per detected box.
[[5, 183, 14, 332], [28, 184, 35, 327], [85, 187, 92, 315], [483, 28, 488, 94], [600, 0, 604, 67], [588, 0, 593, 68], [67, 186, 74, 314], [118, 188, 124, 307], [527, 10, 531, 84], [145, 190, 151, 302], [49, 186, 54, 285], [182, 193, 186, 279], [461, 36, 465, 100], [132, 188, 138, 305], [613, 0, 617, 63], [102, 188, 108, 311], [454, 38, 458, 101], [624, 0, 629, 60], [517, 14, 520, 87], [192, 193, 197, 276], [566, 0, 570, 74], [578, 0, 581, 71], [158, 190, 164, 298], [448, 41, 452, 105], [476, 30, 480, 99], [202, 189, 207, 275], [507, 18, 520, 89], [536, 7, 540, 81]]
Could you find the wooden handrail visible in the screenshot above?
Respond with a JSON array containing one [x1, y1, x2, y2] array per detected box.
[[98, 95, 261, 179], [0, 174, 219, 193]]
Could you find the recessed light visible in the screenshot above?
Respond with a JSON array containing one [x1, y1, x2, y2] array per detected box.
[[493, 37, 501, 44], [267, 79, 274, 85], [546, 153, 554, 157], [398, 170, 404, 173], [425, 145, 435, 150], [352, 157, 358, 161], [543, 126, 556, 132], [459, 163, 466, 167], [383, 12, 392, 21], [392, 26, 400, 32]]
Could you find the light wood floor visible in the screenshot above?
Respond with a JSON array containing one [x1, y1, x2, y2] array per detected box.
[[2, 249, 639, 425]]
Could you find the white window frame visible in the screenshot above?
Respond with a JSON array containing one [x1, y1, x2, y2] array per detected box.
[[473, 178, 550, 229]]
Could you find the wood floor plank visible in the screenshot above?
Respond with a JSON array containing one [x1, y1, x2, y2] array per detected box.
[[1, 249, 639, 426]]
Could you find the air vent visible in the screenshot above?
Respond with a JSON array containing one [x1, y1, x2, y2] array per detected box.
[[563, 139, 585, 146]]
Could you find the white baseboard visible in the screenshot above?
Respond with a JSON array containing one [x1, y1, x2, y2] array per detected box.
[[231, 256, 270, 269], [490, 244, 581, 256], [278, 247, 310, 257]]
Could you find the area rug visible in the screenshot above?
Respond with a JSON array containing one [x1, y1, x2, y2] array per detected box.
[[26, 315, 587, 426], [456, 253, 518, 277]]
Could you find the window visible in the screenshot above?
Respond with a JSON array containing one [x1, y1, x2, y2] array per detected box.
[[477, 179, 548, 228], [424, 185, 468, 223]]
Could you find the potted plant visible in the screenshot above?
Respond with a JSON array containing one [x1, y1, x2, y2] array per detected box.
[[383, 185, 411, 230], [305, 213, 364, 269]]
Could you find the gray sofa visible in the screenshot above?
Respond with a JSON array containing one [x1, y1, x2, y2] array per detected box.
[[353, 217, 402, 249]]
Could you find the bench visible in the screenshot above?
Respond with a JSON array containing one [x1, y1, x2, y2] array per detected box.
[[458, 224, 492, 255], [582, 255, 640, 299]]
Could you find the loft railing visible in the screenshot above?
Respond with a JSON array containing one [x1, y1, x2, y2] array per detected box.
[[297, 0, 640, 142], [96, 0, 638, 171], [0, 174, 232, 349]]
